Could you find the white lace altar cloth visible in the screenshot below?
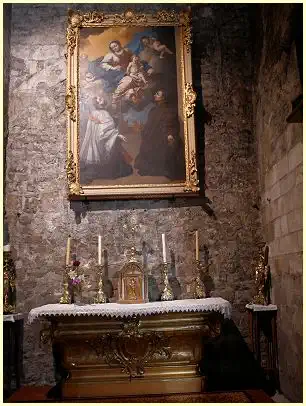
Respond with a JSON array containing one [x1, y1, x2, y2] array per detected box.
[[28, 298, 231, 324]]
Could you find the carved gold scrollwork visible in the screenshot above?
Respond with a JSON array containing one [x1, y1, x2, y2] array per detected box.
[[113, 10, 147, 25], [82, 11, 105, 24], [180, 9, 192, 53], [252, 245, 271, 305], [66, 10, 80, 55], [184, 83, 197, 118], [66, 26, 77, 55], [66, 150, 83, 196], [184, 152, 199, 193], [86, 318, 171, 378], [156, 10, 178, 23], [67, 10, 106, 55], [40, 327, 53, 345], [207, 317, 222, 338], [68, 9, 83, 28], [40, 322, 58, 345], [66, 85, 76, 122], [68, 9, 106, 27]]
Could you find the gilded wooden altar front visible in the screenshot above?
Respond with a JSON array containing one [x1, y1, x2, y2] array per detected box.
[[46, 311, 223, 399]]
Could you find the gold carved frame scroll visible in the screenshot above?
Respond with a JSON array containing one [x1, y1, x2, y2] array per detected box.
[[66, 9, 199, 199]]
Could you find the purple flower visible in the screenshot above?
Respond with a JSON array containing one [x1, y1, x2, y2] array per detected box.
[[72, 277, 81, 286]]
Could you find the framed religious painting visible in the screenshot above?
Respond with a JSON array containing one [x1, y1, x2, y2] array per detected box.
[[66, 8, 199, 199]]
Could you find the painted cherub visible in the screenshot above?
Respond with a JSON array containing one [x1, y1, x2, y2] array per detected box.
[[126, 55, 148, 86], [150, 37, 173, 59]]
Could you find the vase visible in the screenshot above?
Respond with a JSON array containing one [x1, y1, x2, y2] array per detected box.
[[71, 289, 83, 305]]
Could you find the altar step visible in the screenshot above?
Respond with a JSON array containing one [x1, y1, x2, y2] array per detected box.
[[6, 386, 273, 403]]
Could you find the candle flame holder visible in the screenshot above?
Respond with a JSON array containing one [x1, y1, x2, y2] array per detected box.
[[94, 265, 107, 304], [59, 265, 72, 304], [161, 262, 174, 301], [194, 260, 206, 299]]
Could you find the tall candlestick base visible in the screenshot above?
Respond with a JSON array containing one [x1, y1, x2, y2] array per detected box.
[[194, 260, 206, 299], [4, 251, 16, 314], [94, 265, 107, 304], [60, 265, 72, 304], [161, 262, 174, 301]]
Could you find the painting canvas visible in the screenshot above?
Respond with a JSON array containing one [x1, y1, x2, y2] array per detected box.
[[66, 9, 199, 198]]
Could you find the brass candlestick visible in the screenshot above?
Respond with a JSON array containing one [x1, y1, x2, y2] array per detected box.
[[161, 262, 174, 301], [60, 265, 72, 304], [94, 265, 107, 304], [4, 250, 16, 314], [194, 260, 206, 299]]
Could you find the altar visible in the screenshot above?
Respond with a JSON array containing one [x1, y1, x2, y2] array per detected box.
[[29, 298, 231, 399]]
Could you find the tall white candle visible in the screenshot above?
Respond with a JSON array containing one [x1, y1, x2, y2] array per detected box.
[[195, 230, 199, 261], [98, 235, 102, 265], [162, 233, 167, 263], [66, 236, 71, 266]]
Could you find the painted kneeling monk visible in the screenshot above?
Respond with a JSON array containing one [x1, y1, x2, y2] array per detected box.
[[80, 96, 132, 183], [134, 90, 185, 180]]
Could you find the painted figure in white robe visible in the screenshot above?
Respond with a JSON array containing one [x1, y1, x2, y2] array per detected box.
[[80, 96, 132, 183]]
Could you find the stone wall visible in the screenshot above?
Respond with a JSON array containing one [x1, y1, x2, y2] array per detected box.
[[5, 4, 261, 385], [252, 4, 303, 402], [4, 4, 12, 243]]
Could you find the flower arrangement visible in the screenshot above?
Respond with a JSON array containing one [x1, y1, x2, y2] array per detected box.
[[67, 258, 90, 304]]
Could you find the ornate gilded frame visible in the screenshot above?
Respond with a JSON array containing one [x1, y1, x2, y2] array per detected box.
[[66, 9, 199, 199]]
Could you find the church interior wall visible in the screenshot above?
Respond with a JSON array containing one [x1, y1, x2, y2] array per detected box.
[[252, 4, 303, 402], [4, 3, 302, 401]]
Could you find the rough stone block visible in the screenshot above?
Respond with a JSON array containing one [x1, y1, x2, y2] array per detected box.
[[269, 180, 281, 201], [275, 155, 289, 181], [288, 142, 303, 172], [31, 45, 60, 60], [297, 230, 302, 252], [265, 221, 274, 242], [270, 198, 280, 220], [11, 44, 32, 60], [280, 185, 302, 215], [269, 238, 279, 257], [287, 208, 302, 233], [294, 183, 303, 209], [280, 214, 289, 236], [269, 164, 278, 188], [279, 171, 296, 196], [278, 232, 300, 255], [295, 164, 302, 185], [264, 170, 271, 189], [273, 217, 282, 238], [288, 252, 303, 276]]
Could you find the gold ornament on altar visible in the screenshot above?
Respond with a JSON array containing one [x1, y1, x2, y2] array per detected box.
[[252, 245, 272, 305], [94, 265, 107, 304], [3, 246, 16, 314], [194, 260, 208, 299], [192, 232, 210, 299], [60, 265, 72, 304], [118, 247, 148, 304], [161, 262, 174, 301]]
